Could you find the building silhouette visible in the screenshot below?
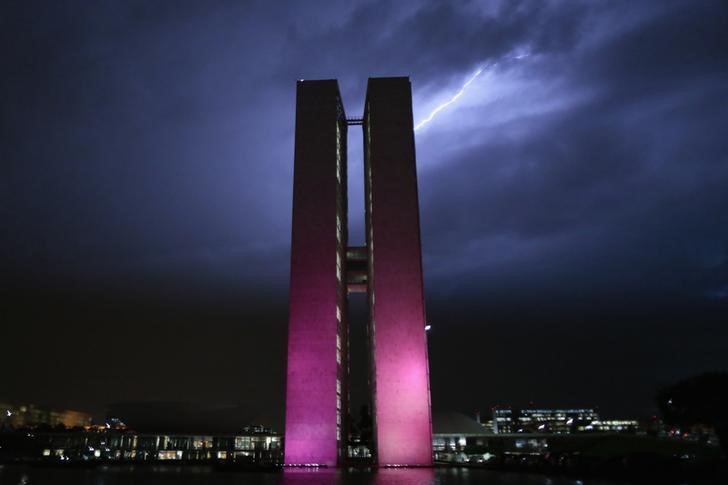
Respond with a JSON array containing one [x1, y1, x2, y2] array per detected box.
[[284, 78, 432, 467], [0, 402, 92, 429]]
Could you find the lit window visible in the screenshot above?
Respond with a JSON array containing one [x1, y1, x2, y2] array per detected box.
[[336, 124, 341, 183], [336, 214, 343, 244], [336, 348, 341, 364], [336, 334, 341, 350], [336, 305, 341, 322], [336, 252, 342, 281]]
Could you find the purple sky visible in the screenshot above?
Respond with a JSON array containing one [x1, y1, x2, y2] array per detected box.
[[2, 0, 727, 429]]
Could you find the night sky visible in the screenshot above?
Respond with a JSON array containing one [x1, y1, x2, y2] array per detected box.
[[2, 1, 727, 430]]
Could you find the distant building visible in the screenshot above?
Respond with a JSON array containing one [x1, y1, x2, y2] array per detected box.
[[493, 408, 514, 434], [432, 412, 492, 463], [492, 407, 600, 434], [1, 402, 92, 429], [490, 407, 645, 435], [581, 420, 639, 433], [0, 428, 281, 465]]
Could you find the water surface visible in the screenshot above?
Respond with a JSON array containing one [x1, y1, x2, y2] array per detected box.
[[0, 464, 635, 484]]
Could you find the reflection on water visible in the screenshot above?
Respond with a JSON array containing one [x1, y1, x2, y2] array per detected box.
[[282, 467, 436, 484], [0, 464, 633, 484]]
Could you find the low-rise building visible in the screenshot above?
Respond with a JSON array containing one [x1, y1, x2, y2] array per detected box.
[[1, 402, 92, 429]]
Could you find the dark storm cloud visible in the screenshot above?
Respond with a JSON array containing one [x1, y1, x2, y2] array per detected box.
[[1, 0, 726, 426], [414, 0, 728, 416], [419, 0, 728, 303], [275, 0, 591, 94], [1, 0, 296, 291]]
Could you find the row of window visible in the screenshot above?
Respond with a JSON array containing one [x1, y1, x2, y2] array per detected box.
[[335, 117, 346, 448]]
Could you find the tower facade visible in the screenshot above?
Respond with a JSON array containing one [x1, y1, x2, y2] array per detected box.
[[284, 77, 432, 467]]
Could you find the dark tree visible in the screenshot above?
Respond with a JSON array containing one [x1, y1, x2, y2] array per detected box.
[[656, 372, 728, 455]]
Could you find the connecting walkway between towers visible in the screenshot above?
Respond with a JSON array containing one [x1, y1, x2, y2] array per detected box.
[[346, 246, 368, 293]]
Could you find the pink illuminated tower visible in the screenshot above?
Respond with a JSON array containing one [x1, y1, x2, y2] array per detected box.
[[284, 77, 432, 467]]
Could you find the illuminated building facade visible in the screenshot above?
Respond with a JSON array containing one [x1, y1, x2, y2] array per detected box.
[[577, 420, 639, 433], [492, 407, 600, 434], [8, 429, 281, 463], [0, 402, 92, 429], [284, 78, 432, 467], [492, 408, 514, 434]]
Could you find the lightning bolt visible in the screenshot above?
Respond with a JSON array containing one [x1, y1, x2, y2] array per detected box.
[[414, 52, 530, 132], [414, 67, 484, 131]]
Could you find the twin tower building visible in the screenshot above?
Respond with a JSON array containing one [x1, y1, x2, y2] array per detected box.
[[284, 78, 432, 467]]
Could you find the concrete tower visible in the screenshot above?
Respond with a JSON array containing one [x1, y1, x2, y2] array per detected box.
[[284, 77, 432, 467]]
